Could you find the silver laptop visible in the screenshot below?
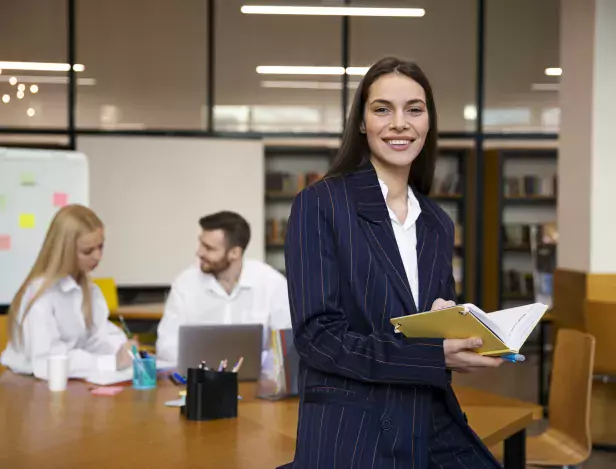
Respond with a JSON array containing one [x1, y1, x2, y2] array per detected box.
[[176, 324, 263, 381]]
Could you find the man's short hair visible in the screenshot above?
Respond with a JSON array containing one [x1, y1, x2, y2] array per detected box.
[[198, 211, 251, 251]]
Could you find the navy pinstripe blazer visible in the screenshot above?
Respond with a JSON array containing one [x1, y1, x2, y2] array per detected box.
[[280, 163, 485, 469]]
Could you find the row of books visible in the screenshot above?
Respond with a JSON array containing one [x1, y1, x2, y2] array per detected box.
[[266, 218, 288, 245], [266, 171, 325, 194], [502, 222, 558, 248], [504, 175, 557, 197], [431, 173, 463, 196], [268, 219, 464, 251], [266, 171, 465, 197], [503, 269, 535, 299]]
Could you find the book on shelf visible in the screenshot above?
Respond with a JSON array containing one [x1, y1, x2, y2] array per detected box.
[[431, 172, 462, 196], [502, 222, 556, 250], [503, 269, 534, 299], [504, 175, 557, 198], [266, 218, 287, 245], [531, 222, 557, 308], [390, 302, 548, 356], [454, 223, 463, 248], [266, 171, 325, 195]]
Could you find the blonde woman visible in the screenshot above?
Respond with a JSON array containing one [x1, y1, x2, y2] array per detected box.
[[0, 204, 137, 379]]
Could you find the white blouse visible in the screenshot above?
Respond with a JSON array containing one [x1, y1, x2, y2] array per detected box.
[[378, 179, 422, 310], [0, 276, 127, 380]]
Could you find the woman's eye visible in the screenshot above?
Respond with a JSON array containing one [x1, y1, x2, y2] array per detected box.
[[374, 107, 389, 114], [408, 107, 424, 115]]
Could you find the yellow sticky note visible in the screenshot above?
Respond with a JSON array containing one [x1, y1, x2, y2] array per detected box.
[[20, 172, 36, 186], [19, 213, 35, 229]]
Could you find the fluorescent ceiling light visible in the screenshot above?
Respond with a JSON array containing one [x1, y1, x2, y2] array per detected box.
[[0, 61, 85, 72], [257, 66, 370, 76], [257, 66, 344, 75], [0, 75, 96, 85], [346, 67, 370, 76], [545, 67, 562, 76], [241, 5, 425, 17], [261, 80, 360, 90]]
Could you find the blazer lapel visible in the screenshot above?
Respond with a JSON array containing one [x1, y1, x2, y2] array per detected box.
[[415, 191, 441, 312], [349, 164, 418, 315]]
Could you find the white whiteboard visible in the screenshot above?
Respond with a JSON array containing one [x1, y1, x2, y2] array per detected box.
[[0, 147, 89, 305], [78, 136, 264, 286]]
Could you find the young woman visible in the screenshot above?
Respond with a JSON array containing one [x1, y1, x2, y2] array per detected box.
[[282, 57, 504, 469], [1, 204, 137, 380]]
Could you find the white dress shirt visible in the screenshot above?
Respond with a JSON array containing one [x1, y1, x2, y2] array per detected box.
[[0, 276, 127, 379], [155, 258, 292, 377], [379, 179, 422, 310]]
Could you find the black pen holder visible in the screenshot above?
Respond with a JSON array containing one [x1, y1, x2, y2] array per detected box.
[[183, 367, 238, 421]]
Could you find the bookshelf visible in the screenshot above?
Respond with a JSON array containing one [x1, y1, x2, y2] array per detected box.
[[264, 144, 472, 303], [264, 146, 336, 275], [482, 148, 558, 311]]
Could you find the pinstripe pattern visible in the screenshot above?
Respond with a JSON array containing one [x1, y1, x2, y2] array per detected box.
[[280, 163, 501, 469]]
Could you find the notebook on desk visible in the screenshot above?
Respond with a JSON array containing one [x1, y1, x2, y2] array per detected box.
[[390, 302, 548, 356]]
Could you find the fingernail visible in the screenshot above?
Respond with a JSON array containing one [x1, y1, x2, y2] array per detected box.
[[474, 339, 483, 347]]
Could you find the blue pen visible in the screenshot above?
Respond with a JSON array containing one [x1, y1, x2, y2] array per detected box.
[[171, 372, 187, 385], [501, 353, 525, 363]]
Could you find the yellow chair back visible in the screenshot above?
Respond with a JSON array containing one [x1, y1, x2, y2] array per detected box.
[[92, 278, 119, 312]]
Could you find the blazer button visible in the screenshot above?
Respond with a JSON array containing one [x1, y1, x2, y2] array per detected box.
[[381, 417, 393, 430]]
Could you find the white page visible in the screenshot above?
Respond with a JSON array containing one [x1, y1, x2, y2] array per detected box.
[[487, 303, 547, 350], [463, 303, 508, 344]]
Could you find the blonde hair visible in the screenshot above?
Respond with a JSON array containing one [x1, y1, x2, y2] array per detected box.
[[8, 204, 104, 345]]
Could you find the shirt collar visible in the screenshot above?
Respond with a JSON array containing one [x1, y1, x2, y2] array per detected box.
[[378, 178, 422, 229], [200, 259, 256, 292], [58, 276, 80, 293]]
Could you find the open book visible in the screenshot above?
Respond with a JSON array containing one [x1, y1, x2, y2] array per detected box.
[[390, 302, 548, 356]]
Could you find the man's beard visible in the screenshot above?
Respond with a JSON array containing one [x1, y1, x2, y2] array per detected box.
[[200, 257, 231, 275]]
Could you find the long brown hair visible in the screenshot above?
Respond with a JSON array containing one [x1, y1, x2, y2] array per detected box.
[[8, 204, 104, 346], [327, 57, 438, 195]]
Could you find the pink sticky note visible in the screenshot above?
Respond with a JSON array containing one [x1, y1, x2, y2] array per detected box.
[[90, 386, 125, 396], [53, 192, 68, 207], [0, 235, 10, 251]]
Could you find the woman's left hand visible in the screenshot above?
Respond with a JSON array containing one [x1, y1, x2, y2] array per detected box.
[[430, 298, 456, 311]]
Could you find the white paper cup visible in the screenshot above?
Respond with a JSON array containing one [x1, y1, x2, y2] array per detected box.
[[47, 355, 69, 392]]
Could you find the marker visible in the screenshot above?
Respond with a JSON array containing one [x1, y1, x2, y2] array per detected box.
[[501, 353, 525, 363], [118, 315, 133, 339], [169, 372, 187, 385]]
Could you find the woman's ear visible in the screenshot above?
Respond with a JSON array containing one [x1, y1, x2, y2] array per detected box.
[[359, 122, 366, 133]]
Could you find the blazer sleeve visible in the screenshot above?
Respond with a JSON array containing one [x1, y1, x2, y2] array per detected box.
[[285, 185, 448, 388]]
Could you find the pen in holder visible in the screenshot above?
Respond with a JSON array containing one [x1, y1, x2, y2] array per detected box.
[[184, 366, 238, 421]]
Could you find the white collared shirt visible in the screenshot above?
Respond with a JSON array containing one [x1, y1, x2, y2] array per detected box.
[[379, 179, 422, 309], [155, 259, 292, 377], [0, 276, 127, 379]]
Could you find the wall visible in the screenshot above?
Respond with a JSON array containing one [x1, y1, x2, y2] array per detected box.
[[78, 136, 264, 286]]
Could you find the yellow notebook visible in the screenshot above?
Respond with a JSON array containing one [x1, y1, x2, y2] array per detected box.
[[390, 303, 548, 356]]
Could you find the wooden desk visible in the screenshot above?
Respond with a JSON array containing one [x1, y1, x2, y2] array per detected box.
[[0, 372, 539, 469], [110, 302, 165, 321]]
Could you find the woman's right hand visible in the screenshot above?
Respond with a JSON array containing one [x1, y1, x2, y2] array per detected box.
[[443, 337, 503, 373], [116, 338, 139, 370]]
